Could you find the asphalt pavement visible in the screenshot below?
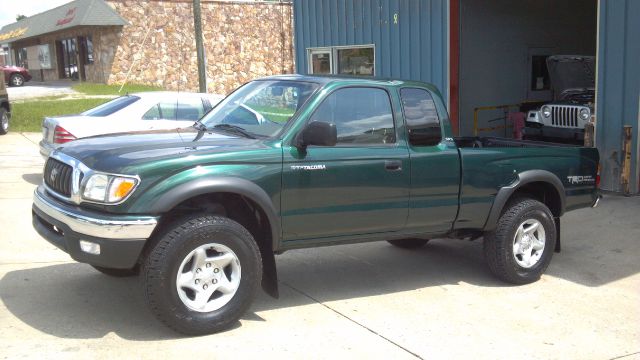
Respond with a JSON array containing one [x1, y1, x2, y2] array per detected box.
[[0, 132, 638, 359]]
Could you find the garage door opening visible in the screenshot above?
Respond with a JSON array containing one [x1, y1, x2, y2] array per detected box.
[[455, 0, 598, 143]]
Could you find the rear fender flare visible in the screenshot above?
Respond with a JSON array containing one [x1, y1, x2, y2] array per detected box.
[[484, 170, 565, 231]]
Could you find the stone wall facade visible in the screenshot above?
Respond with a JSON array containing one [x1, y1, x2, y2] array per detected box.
[[105, 0, 294, 94]]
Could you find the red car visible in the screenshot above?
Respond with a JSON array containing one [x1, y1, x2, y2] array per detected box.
[[2, 65, 32, 87]]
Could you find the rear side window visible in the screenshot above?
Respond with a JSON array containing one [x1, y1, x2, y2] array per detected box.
[[177, 98, 206, 121], [142, 101, 177, 120], [310, 87, 395, 145], [82, 95, 141, 117], [400, 88, 442, 146]]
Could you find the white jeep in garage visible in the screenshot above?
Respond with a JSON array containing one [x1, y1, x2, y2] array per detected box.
[[523, 55, 595, 143]]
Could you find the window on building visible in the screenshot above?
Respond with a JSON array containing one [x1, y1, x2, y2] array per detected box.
[[337, 47, 374, 76], [400, 88, 442, 146], [310, 87, 395, 145], [16, 48, 28, 68], [309, 49, 331, 75], [85, 36, 94, 64], [307, 45, 375, 77], [530, 55, 550, 91]]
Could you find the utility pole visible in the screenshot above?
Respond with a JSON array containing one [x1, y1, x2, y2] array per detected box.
[[193, 0, 207, 93]]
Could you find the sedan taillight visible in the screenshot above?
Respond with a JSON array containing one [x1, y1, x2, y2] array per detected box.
[[53, 126, 76, 144]]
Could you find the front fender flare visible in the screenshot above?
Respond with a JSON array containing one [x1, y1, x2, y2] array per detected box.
[[143, 177, 281, 298], [484, 170, 566, 231], [145, 177, 281, 250]]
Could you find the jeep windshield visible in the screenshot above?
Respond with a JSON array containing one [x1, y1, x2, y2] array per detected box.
[[198, 80, 319, 138]]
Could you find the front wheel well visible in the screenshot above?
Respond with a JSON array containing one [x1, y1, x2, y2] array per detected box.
[[140, 192, 279, 298], [150, 192, 272, 251]]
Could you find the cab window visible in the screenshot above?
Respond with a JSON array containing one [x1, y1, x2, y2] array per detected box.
[[310, 87, 395, 145], [400, 88, 442, 146]]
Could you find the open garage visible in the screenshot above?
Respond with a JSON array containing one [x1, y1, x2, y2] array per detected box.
[[293, 0, 639, 194]]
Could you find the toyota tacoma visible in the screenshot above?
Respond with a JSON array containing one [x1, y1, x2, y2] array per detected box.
[[32, 75, 600, 335]]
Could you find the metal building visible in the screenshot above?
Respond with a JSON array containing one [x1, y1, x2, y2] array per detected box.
[[293, 0, 639, 194]]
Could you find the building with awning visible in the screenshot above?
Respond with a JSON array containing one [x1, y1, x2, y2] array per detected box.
[[0, 0, 293, 95], [0, 0, 127, 82]]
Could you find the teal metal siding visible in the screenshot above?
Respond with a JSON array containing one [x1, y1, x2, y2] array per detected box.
[[293, 0, 449, 100], [596, 0, 640, 193]]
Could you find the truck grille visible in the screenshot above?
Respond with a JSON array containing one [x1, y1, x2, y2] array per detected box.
[[551, 106, 580, 128], [44, 158, 74, 197]]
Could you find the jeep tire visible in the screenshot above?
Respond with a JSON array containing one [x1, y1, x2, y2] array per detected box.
[[142, 215, 262, 335], [484, 198, 556, 284]]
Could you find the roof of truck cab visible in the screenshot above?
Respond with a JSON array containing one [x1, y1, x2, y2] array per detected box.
[[259, 74, 441, 92]]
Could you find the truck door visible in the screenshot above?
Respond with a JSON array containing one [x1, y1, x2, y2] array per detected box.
[[400, 88, 461, 233], [281, 86, 410, 243]]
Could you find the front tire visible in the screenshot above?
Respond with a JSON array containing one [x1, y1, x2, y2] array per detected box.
[[142, 215, 262, 335], [10, 74, 24, 87], [483, 198, 556, 284]]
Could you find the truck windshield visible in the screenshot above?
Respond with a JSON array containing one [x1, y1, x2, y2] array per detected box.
[[198, 80, 319, 138]]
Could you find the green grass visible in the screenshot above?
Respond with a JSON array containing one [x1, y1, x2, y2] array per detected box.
[[10, 98, 112, 132], [251, 105, 295, 123], [72, 83, 164, 96]]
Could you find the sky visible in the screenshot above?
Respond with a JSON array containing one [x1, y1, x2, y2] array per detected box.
[[0, 0, 72, 28]]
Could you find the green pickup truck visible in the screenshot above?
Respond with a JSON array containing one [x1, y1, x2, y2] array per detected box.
[[32, 75, 600, 335]]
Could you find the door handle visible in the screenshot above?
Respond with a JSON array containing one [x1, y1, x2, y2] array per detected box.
[[385, 160, 402, 171]]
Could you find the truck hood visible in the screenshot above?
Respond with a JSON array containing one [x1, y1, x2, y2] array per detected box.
[[56, 128, 270, 172], [547, 55, 595, 101]]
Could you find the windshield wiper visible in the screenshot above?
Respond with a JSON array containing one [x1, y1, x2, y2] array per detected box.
[[192, 120, 207, 131], [212, 124, 257, 139]]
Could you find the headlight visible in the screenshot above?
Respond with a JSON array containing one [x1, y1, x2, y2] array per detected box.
[[541, 106, 552, 118], [579, 108, 590, 121], [82, 173, 138, 203]]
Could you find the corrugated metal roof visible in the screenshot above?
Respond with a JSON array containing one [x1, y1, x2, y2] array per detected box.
[[0, 0, 128, 44]]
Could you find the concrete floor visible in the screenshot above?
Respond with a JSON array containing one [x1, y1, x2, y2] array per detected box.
[[0, 132, 638, 359], [6, 81, 77, 101]]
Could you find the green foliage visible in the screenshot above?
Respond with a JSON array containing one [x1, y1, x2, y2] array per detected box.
[[10, 98, 111, 132], [72, 83, 163, 96]]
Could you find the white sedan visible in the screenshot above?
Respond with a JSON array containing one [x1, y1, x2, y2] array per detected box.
[[39, 91, 224, 158]]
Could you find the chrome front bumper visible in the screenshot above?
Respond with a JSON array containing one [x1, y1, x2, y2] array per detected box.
[[33, 187, 158, 240]]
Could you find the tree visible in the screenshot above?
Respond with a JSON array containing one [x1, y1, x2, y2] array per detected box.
[[16, 15, 27, 21]]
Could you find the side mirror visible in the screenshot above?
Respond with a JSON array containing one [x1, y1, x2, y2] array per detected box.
[[295, 121, 337, 150]]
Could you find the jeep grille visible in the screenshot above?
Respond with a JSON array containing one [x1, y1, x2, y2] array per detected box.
[[551, 106, 580, 128]]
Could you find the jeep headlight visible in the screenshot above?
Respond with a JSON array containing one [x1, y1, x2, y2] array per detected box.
[[83, 173, 138, 203], [579, 108, 590, 121], [541, 106, 552, 118]]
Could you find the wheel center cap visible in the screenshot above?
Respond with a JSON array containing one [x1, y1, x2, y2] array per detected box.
[[521, 235, 532, 250]]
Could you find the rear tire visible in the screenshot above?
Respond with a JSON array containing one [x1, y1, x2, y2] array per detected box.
[[387, 238, 430, 249], [483, 198, 556, 284], [142, 215, 262, 335], [10, 74, 24, 87]]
